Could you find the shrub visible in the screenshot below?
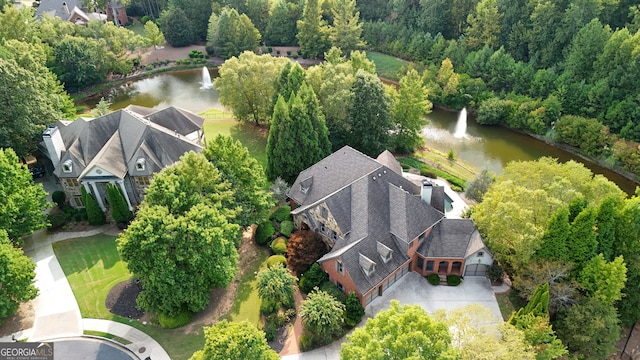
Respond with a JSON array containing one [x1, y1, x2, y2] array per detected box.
[[47, 209, 67, 230], [255, 221, 275, 245], [81, 187, 105, 226], [447, 274, 462, 286], [299, 333, 314, 351], [447, 149, 455, 160], [263, 315, 278, 341], [280, 220, 294, 237], [286, 50, 291, 56], [293, 55, 298, 59], [450, 185, 463, 192], [269, 205, 291, 222], [297, 50, 302, 55], [267, 46, 273, 53], [344, 292, 365, 327], [266, 255, 287, 268], [320, 281, 347, 304], [427, 273, 440, 285], [261, 299, 278, 315], [488, 263, 504, 283], [270, 237, 287, 254], [158, 310, 193, 329], [276, 50, 281, 55], [52, 191, 66, 207], [420, 167, 437, 178], [299, 263, 326, 293]]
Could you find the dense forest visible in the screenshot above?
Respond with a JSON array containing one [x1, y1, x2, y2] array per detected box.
[[126, 0, 640, 179]]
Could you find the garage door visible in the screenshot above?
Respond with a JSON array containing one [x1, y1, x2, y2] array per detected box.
[[465, 264, 489, 276]]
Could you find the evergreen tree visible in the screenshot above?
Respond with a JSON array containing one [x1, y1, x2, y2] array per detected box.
[[566, 206, 598, 268], [209, 7, 260, 60], [595, 196, 618, 261], [297, 0, 330, 59], [464, 0, 503, 50], [329, 0, 365, 55], [106, 183, 132, 224], [264, 0, 297, 46], [81, 187, 106, 225], [344, 291, 365, 327], [161, 7, 193, 47], [266, 96, 298, 183], [347, 69, 392, 157], [299, 83, 332, 159], [510, 283, 549, 321], [536, 207, 570, 261]]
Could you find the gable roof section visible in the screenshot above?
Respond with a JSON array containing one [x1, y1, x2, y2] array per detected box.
[[417, 219, 477, 258], [288, 146, 381, 206], [54, 106, 203, 178], [376, 150, 403, 175], [146, 107, 204, 136], [389, 183, 444, 243]]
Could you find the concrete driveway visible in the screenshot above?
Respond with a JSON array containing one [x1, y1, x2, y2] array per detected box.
[[281, 272, 502, 360]]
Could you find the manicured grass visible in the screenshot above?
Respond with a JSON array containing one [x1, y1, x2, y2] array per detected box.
[[201, 108, 269, 169], [397, 156, 470, 190], [366, 51, 408, 81], [83, 330, 132, 345], [54, 234, 205, 359], [53, 234, 131, 319], [415, 148, 478, 181], [223, 247, 270, 326], [496, 292, 516, 320], [125, 20, 146, 37]]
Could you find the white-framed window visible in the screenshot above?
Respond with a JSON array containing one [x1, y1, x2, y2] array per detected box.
[[136, 158, 146, 171], [62, 160, 73, 173], [331, 231, 338, 241], [477, 252, 484, 257], [336, 281, 344, 291], [336, 259, 343, 274]]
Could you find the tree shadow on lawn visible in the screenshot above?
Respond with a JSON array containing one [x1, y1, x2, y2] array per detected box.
[[53, 234, 122, 273], [229, 123, 268, 169]]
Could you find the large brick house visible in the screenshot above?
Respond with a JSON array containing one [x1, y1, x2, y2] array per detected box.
[[288, 146, 493, 306], [42, 105, 205, 211]]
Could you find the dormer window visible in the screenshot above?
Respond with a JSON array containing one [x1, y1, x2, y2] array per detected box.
[[136, 158, 146, 171], [300, 176, 313, 194], [320, 206, 328, 219], [62, 159, 73, 173], [377, 242, 393, 264], [359, 254, 376, 277]]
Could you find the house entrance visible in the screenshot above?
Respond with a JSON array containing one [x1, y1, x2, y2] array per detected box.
[[438, 261, 449, 274]]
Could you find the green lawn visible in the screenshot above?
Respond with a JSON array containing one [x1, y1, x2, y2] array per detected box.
[[201, 108, 269, 169], [223, 247, 270, 326], [54, 234, 205, 360], [366, 51, 408, 81], [53, 234, 131, 319]]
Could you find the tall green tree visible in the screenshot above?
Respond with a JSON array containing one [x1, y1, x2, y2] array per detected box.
[[51, 35, 110, 92], [0, 149, 48, 244], [578, 254, 627, 305], [0, 230, 37, 324], [169, 0, 212, 41], [300, 288, 345, 342], [566, 206, 598, 267], [266, 96, 293, 181], [161, 7, 194, 47], [297, 0, 330, 58], [208, 7, 260, 59], [143, 20, 165, 48], [256, 264, 297, 309], [328, 0, 365, 55], [464, 169, 496, 203], [614, 195, 640, 324], [189, 320, 279, 360], [118, 204, 239, 316], [214, 52, 288, 125], [464, 0, 503, 50], [341, 300, 458, 360], [389, 69, 431, 153], [555, 297, 621, 359], [105, 183, 132, 224], [203, 135, 273, 228], [265, 0, 298, 46], [299, 82, 332, 158], [347, 69, 392, 157], [595, 196, 618, 260], [536, 207, 570, 262], [245, 0, 270, 35]]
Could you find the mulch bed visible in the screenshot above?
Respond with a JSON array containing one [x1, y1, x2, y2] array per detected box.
[[268, 324, 289, 353], [105, 279, 145, 319]]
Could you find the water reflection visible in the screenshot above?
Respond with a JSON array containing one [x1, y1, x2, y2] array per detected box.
[[423, 108, 638, 195], [82, 69, 221, 113]]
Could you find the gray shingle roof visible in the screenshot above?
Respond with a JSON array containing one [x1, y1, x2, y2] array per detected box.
[[376, 150, 403, 175], [53, 106, 203, 179], [417, 219, 477, 258]]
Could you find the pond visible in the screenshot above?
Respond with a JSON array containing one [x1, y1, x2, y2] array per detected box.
[[81, 68, 221, 113], [81, 69, 638, 195], [423, 108, 638, 195]]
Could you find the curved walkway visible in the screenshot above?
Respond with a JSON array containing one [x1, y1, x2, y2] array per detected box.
[[7, 226, 170, 360]]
